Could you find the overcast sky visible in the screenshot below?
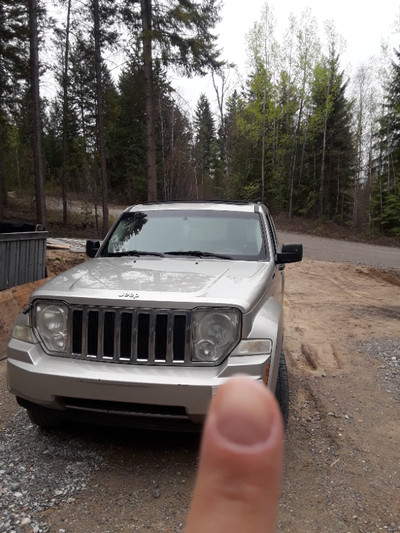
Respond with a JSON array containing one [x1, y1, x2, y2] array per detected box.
[[172, 0, 400, 113], [219, 0, 400, 69]]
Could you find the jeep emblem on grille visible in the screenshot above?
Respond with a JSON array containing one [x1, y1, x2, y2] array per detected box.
[[118, 292, 140, 299]]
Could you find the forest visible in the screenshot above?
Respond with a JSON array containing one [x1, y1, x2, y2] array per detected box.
[[0, 0, 400, 238]]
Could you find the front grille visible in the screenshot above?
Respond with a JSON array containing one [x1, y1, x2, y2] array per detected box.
[[68, 306, 191, 365]]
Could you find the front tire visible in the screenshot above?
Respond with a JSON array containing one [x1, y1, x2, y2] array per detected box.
[[275, 351, 289, 427]]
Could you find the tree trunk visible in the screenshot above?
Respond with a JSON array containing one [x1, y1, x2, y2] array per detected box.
[[92, 0, 109, 237], [212, 70, 230, 194], [0, 2, 5, 219], [141, 0, 157, 201], [289, 92, 306, 219], [61, 0, 72, 226], [261, 86, 266, 203], [28, 0, 46, 227], [0, 135, 5, 219], [0, 5, 3, 217], [367, 143, 373, 233], [319, 96, 329, 218], [158, 93, 167, 199]]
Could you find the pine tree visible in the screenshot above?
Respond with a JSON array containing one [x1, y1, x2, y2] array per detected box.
[[193, 93, 216, 197], [306, 47, 355, 222], [0, 0, 29, 216], [372, 47, 400, 234], [224, 90, 253, 199], [121, 0, 222, 201], [108, 55, 148, 202]]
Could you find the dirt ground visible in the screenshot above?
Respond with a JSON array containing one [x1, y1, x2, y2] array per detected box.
[[0, 248, 399, 532]]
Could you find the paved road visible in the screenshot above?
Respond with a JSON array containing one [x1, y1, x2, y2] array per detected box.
[[278, 231, 400, 270]]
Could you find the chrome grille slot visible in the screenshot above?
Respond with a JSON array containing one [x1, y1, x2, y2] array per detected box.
[[87, 310, 98, 356], [70, 307, 191, 365], [137, 313, 150, 360]]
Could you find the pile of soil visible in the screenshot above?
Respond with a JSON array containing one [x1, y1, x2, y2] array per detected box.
[[46, 249, 88, 277]]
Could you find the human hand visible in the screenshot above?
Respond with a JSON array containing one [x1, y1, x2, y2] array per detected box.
[[184, 375, 284, 533]]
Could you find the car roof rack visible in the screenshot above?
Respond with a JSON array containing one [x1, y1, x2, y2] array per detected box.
[[139, 200, 254, 206]]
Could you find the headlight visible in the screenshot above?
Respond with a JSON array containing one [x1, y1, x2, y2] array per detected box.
[[35, 302, 68, 353], [192, 308, 241, 364]]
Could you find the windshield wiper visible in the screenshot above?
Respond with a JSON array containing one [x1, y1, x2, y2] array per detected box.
[[164, 250, 232, 260], [107, 250, 165, 257]]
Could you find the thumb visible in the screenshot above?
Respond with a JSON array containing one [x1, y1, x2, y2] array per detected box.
[[184, 376, 284, 533]]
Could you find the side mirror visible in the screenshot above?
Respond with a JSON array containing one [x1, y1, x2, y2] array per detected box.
[[86, 239, 101, 258], [276, 243, 303, 264]]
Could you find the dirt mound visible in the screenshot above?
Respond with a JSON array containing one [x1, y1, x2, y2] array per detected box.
[[46, 249, 87, 276]]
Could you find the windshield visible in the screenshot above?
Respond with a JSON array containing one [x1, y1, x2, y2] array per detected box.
[[102, 209, 268, 261]]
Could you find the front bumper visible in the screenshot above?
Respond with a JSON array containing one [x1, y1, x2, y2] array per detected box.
[[7, 338, 272, 428]]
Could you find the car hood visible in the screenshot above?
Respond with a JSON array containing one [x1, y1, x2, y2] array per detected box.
[[32, 256, 274, 311]]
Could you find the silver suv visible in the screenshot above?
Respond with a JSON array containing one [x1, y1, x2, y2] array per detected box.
[[7, 202, 302, 430]]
